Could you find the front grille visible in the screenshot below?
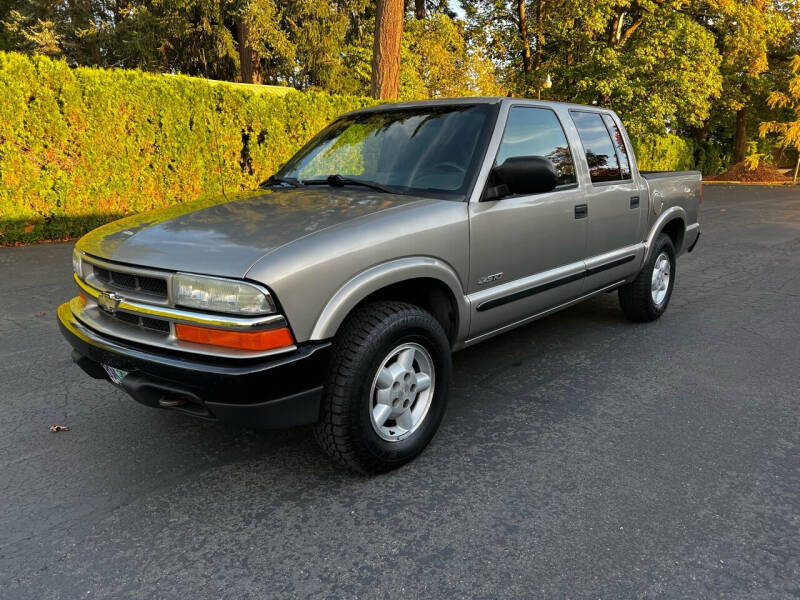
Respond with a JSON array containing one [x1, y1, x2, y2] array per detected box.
[[92, 265, 168, 298], [141, 316, 170, 333], [111, 310, 170, 334], [115, 311, 139, 326]]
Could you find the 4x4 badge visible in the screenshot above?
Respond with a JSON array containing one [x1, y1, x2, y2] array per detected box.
[[97, 291, 122, 314]]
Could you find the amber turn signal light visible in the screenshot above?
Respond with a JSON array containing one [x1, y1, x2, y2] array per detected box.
[[175, 324, 294, 351]]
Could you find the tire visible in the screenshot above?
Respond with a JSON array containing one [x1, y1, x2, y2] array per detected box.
[[313, 301, 451, 474], [618, 233, 676, 322]]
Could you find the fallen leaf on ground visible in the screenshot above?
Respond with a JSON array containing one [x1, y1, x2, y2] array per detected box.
[[49, 425, 70, 432]]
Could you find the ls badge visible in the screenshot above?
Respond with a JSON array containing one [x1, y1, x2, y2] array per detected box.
[[97, 291, 123, 314], [477, 272, 503, 285]]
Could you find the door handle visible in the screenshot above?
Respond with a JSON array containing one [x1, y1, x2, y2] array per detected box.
[[574, 204, 588, 219], [630, 196, 640, 208]]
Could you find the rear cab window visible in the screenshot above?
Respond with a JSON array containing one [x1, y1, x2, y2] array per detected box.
[[496, 106, 577, 189], [569, 110, 631, 183], [601, 114, 632, 179]]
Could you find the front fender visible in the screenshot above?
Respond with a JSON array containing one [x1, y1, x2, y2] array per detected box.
[[309, 257, 470, 344]]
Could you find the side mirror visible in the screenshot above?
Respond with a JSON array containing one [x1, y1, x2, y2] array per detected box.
[[484, 155, 559, 200]]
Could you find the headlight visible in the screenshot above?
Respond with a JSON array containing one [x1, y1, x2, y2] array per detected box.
[[72, 249, 83, 279], [173, 273, 275, 315]]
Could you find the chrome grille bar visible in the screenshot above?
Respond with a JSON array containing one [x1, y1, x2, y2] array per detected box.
[[75, 274, 286, 331], [70, 257, 295, 359]]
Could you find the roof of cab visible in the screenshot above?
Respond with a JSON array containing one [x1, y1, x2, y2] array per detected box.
[[342, 96, 615, 118]]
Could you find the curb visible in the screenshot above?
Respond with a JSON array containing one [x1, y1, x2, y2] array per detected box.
[[702, 180, 798, 186]]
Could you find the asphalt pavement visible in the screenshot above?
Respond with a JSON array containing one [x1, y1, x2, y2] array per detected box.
[[1, 185, 798, 599]]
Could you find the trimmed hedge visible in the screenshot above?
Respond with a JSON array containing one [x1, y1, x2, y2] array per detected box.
[[631, 133, 729, 175], [630, 134, 695, 171], [0, 52, 376, 244]]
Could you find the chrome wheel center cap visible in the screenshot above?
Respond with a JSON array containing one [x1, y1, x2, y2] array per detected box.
[[369, 343, 435, 442]]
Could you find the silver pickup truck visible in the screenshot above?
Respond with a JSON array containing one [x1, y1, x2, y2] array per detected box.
[[59, 98, 701, 473]]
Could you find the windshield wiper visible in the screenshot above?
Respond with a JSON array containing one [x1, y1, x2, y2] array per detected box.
[[261, 175, 304, 188], [304, 174, 397, 194]]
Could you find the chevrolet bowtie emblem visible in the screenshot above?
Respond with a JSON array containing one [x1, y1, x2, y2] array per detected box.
[[97, 291, 123, 314]]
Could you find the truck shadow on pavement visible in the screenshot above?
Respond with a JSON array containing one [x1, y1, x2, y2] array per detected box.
[[131, 290, 637, 481]]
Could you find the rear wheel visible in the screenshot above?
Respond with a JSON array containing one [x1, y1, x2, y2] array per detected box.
[[313, 301, 451, 474], [619, 233, 676, 322]]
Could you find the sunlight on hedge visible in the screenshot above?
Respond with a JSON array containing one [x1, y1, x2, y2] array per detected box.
[[0, 51, 376, 244]]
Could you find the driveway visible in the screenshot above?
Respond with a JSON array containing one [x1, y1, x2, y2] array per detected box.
[[1, 185, 798, 598]]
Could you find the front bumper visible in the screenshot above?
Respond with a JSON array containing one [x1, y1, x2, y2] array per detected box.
[[58, 302, 331, 428]]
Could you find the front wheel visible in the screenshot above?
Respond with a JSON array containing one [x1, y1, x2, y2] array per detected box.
[[618, 233, 676, 322], [313, 301, 451, 474]]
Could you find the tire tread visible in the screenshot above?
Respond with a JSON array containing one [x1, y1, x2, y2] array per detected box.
[[313, 301, 447, 474], [619, 233, 675, 322]]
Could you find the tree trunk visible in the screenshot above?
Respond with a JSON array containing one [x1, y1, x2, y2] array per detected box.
[[690, 123, 710, 169], [415, 0, 425, 19], [517, 0, 532, 76], [690, 123, 710, 144], [793, 154, 799, 183], [609, 10, 624, 45], [733, 108, 747, 164], [535, 0, 545, 71], [371, 0, 404, 100], [237, 20, 260, 84], [618, 18, 644, 47]]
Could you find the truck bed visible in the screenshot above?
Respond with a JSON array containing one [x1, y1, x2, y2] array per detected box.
[[641, 170, 702, 237]]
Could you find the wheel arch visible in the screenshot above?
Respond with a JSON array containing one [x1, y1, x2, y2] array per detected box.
[[309, 257, 469, 346], [643, 207, 687, 264]]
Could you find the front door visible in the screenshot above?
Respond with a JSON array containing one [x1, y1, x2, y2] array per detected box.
[[467, 105, 587, 341]]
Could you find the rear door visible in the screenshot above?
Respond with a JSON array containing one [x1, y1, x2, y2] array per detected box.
[[467, 105, 587, 340], [569, 110, 645, 287]]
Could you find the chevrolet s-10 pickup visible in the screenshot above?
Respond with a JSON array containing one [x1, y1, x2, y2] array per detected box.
[[59, 98, 701, 472]]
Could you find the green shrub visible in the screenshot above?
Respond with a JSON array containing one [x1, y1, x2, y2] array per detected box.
[[694, 140, 729, 175], [0, 51, 376, 244], [630, 134, 696, 172], [757, 135, 798, 168], [630, 133, 732, 175]]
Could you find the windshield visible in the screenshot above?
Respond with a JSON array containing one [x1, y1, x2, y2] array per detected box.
[[274, 104, 495, 198]]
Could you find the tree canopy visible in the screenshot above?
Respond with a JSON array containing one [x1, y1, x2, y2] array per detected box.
[[760, 54, 800, 177], [1, 0, 798, 170]]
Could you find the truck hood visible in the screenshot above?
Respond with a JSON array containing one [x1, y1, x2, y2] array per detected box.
[[76, 188, 425, 277]]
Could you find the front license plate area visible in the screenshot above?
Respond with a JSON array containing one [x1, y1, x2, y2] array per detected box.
[[102, 364, 129, 385]]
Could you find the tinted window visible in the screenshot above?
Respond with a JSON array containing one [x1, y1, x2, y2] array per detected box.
[[496, 107, 576, 186], [570, 111, 621, 183], [602, 114, 631, 179]]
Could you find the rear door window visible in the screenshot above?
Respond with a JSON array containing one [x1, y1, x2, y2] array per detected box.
[[569, 111, 621, 183]]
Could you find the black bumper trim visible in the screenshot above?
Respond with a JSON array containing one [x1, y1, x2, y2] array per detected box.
[[58, 302, 330, 429], [205, 387, 324, 429], [687, 230, 701, 252]]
